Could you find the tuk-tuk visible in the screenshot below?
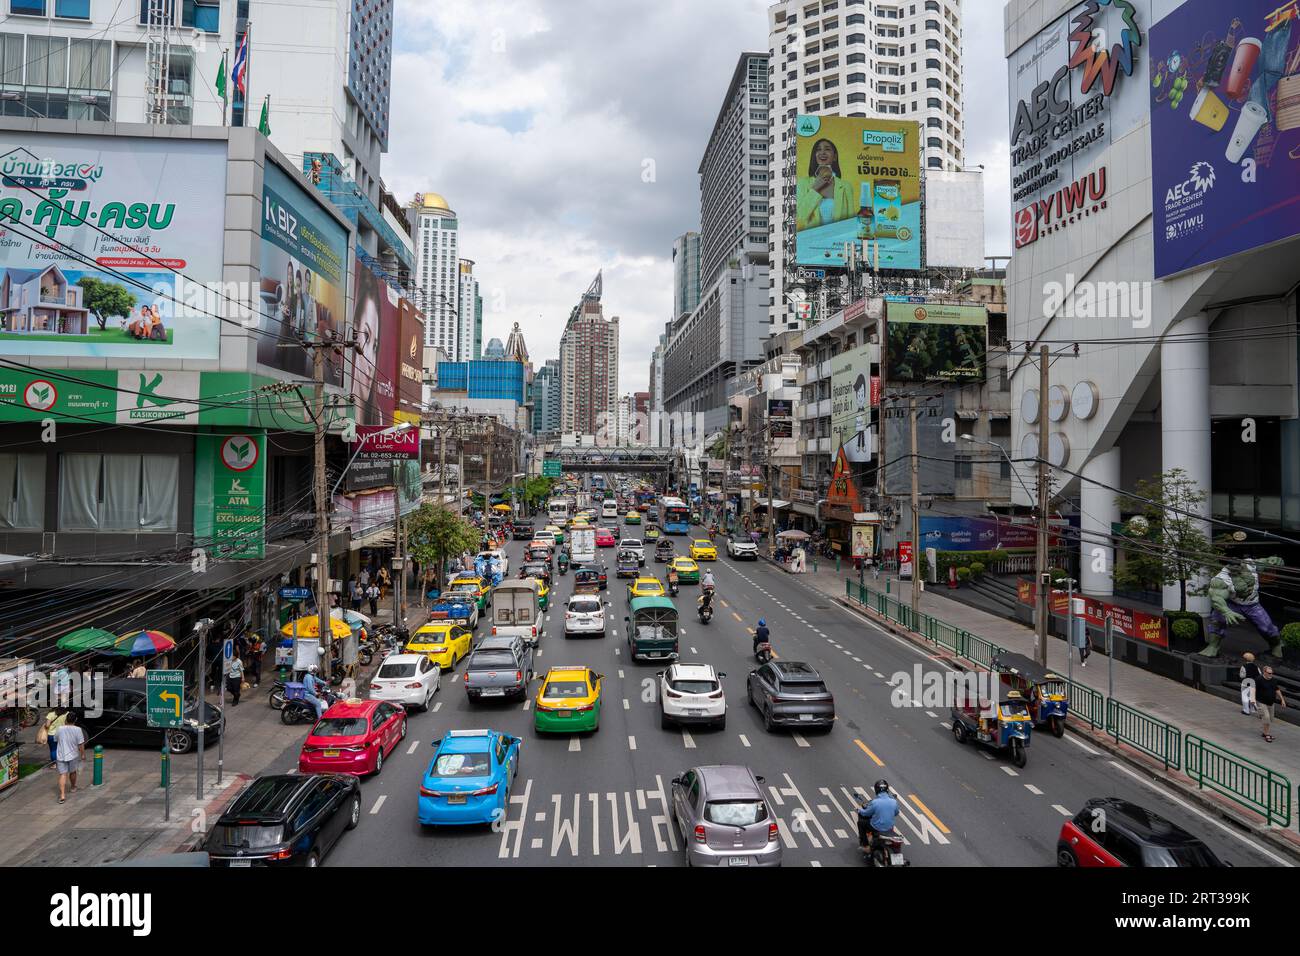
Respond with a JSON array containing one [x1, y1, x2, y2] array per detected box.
[[491, 579, 543, 641], [950, 690, 1032, 767], [992, 652, 1068, 737], [654, 538, 675, 563], [616, 549, 641, 578], [624, 596, 680, 663], [644, 525, 661, 541], [573, 567, 602, 595]]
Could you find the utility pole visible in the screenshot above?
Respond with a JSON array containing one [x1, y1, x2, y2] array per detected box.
[[438, 424, 448, 509], [1035, 343, 1050, 666], [392, 460, 401, 625], [312, 344, 333, 676], [193, 617, 213, 800], [909, 397, 921, 626], [766, 415, 777, 558]]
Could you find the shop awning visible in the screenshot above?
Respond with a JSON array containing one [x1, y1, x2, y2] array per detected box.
[[956, 409, 979, 420]]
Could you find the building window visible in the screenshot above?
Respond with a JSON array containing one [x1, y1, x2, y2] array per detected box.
[[10, 0, 45, 14], [955, 455, 972, 480], [0, 454, 45, 530], [56, 0, 89, 16], [59, 453, 180, 532], [183, 0, 220, 31]]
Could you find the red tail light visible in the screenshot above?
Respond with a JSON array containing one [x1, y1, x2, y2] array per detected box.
[[531, 626, 537, 637], [419, 786, 442, 797], [464, 672, 470, 684], [707, 690, 724, 699], [665, 689, 682, 699], [575, 703, 594, 712], [405, 683, 423, 689], [768, 822, 779, 841], [515, 671, 523, 682], [693, 824, 707, 844], [492, 626, 497, 635], [267, 847, 294, 860], [471, 783, 499, 797]]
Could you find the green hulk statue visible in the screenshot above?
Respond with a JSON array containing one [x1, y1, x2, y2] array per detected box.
[[1202, 557, 1286, 658]]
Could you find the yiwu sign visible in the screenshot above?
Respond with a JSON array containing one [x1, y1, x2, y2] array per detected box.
[[1018, 578, 1168, 648], [1007, 0, 1149, 247]]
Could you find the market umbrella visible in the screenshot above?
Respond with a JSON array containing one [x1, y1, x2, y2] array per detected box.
[[777, 529, 811, 541], [492, 503, 512, 512], [109, 630, 177, 656], [280, 616, 352, 639], [55, 627, 118, 652]]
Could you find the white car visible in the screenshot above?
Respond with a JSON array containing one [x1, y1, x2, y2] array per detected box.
[[368, 653, 440, 710], [563, 594, 606, 638], [726, 536, 758, 560], [658, 662, 726, 730], [621, 538, 645, 565]]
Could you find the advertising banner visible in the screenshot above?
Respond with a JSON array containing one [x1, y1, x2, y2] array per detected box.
[[794, 116, 922, 269], [1150, 0, 1300, 278], [768, 398, 793, 418], [885, 301, 986, 382], [256, 162, 348, 383], [899, 540, 914, 580], [1007, 0, 1149, 250], [194, 430, 267, 560], [348, 257, 399, 425], [351, 424, 419, 461], [830, 341, 876, 465], [827, 445, 866, 512], [0, 136, 227, 359], [397, 298, 424, 423], [1018, 578, 1168, 648], [769, 418, 793, 439], [851, 524, 875, 559]]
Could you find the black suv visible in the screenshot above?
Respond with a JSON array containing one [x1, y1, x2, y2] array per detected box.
[[747, 661, 836, 732], [78, 678, 223, 754], [204, 773, 361, 867]]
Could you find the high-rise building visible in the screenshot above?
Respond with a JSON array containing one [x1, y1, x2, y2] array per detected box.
[[483, 338, 506, 360], [558, 273, 619, 440], [649, 332, 668, 445], [473, 293, 484, 359], [530, 359, 562, 437], [456, 259, 479, 362], [766, 0, 967, 329], [672, 232, 702, 319], [411, 193, 460, 355]]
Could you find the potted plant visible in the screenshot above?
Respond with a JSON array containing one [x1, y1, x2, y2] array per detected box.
[[1280, 622, 1300, 668], [969, 561, 986, 580], [1164, 610, 1204, 651], [955, 566, 971, 586]]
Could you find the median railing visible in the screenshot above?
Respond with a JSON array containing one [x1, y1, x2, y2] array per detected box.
[[842, 577, 1298, 831]]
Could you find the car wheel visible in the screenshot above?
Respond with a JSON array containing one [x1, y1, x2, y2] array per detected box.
[[167, 729, 193, 754], [346, 795, 361, 830], [1057, 845, 1078, 867], [306, 849, 320, 867], [747, 683, 756, 708], [374, 747, 384, 776], [716, 713, 727, 731], [952, 720, 967, 744], [399, 717, 408, 741], [763, 706, 774, 733]]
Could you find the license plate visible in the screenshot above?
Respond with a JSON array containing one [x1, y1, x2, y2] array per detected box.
[[727, 856, 751, 866], [481, 688, 505, 697], [229, 859, 252, 868], [557, 710, 572, 717], [890, 853, 906, 866], [447, 794, 466, 805], [323, 749, 340, 756], [799, 714, 814, 722], [687, 709, 704, 716]]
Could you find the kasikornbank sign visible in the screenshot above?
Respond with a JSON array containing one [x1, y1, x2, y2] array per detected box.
[[193, 430, 267, 560]]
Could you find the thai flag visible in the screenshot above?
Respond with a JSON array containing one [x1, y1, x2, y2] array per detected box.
[[232, 28, 249, 96]]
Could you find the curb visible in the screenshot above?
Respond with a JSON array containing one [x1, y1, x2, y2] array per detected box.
[[832, 593, 1300, 865]]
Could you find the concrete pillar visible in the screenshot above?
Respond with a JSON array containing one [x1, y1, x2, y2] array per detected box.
[[1080, 447, 1121, 597], [1160, 312, 1212, 613]]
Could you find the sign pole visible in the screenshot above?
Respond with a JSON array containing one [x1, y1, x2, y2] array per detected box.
[[217, 636, 231, 786], [196, 620, 208, 800]]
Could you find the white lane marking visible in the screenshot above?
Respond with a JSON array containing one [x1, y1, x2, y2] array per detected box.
[[690, 647, 698, 654], [980, 751, 994, 760], [432, 702, 443, 713], [682, 731, 696, 749], [792, 733, 810, 748], [1064, 732, 1100, 755], [614, 647, 621, 656], [873, 672, 885, 679], [628, 735, 637, 751], [536, 649, 543, 658], [810, 860, 822, 867], [739, 734, 751, 748], [569, 737, 581, 752], [851, 656, 862, 662], [522, 699, 531, 711], [1052, 804, 1072, 817], [617, 669, 624, 679], [369, 795, 387, 815], [622, 698, 630, 710], [1025, 784, 1043, 795], [1107, 760, 1291, 866], [925, 711, 938, 719], [406, 740, 419, 755], [1001, 766, 1019, 777], [531, 837, 545, 849]]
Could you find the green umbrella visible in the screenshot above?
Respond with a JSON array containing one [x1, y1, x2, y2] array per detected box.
[[55, 627, 119, 652]]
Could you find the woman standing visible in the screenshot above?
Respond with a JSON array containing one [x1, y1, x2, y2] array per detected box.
[[39, 709, 66, 766]]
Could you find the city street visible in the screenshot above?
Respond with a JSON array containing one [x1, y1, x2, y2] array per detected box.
[[260, 533, 1283, 868]]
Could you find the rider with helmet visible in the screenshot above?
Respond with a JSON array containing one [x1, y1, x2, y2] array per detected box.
[[302, 664, 327, 719], [752, 617, 770, 654], [857, 780, 900, 848]]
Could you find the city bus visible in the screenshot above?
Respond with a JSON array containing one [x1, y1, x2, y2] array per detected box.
[[660, 496, 690, 535]]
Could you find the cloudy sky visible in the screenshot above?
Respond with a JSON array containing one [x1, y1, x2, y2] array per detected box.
[[386, 0, 1011, 393]]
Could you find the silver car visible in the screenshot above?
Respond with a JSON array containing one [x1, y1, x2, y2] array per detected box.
[[670, 765, 782, 867]]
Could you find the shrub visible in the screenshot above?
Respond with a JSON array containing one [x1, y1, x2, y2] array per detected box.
[[1281, 622, 1300, 650], [1048, 567, 1068, 583], [969, 561, 986, 577], [956, 566, 971, 582], [1171, 618, 1200, 643]]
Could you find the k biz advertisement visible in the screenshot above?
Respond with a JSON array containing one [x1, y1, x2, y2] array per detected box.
[[1150, 0, 1300, 277]]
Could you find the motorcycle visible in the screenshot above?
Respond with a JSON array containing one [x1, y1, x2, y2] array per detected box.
[[280, 687, 340, 725], [268, 679, 288, 710], [668, 579, 680, 597], [858, 801, 908, 867], [698, 601, 713, 625], [558, 555, 570, 576], [754, 641, 773, 664]]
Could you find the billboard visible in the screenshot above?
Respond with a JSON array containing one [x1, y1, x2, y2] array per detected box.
[[193, 430, 267, 560], [794, 116, 921, 269], [0, 136, 227, 359], [830, 342, 877, 465], [768, 398, 793, 418], [1150, 0, 1300, 278], [883, 389, 957, 496], [1018, 578, 1168, 648], [351, 424, 419, 461], [256, 162, 348, 382], [885, 301, 986, 383], [347, 258, 399, 425], [397, 298, 424, 423]]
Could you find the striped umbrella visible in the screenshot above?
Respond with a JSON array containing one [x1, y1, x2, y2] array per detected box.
[[55, 627, 119, 652], [110, 630, 177, 657]]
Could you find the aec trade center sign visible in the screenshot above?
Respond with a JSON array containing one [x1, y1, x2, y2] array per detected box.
[[1008, 0, 1149, 249]]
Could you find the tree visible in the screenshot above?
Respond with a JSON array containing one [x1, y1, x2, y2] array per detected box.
[[76, 277, 136, 331], [1112, 468, 1218, 611], [520, 477, 555, 509], [405, 505, 479, 593]]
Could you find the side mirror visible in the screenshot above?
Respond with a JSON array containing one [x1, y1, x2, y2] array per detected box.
[[430, 738, 442, 748], [755, 775, 766, 785], [718, 672, 727, 679], [671, 775, 685, 787], [624, 616, 630, 623], [655, 670, 665, 678]]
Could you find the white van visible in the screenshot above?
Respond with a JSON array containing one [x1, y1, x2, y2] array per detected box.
[[601, 499, 619, 521]]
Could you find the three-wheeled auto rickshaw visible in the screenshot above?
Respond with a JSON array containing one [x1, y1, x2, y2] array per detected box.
[[624, 596, 680, 663], [654, 538, 675, 563], [950, 690, 1032, 767], [573, 567, 602, 595], [992, 652, 1068, 738], [616, 549, 641, 579]]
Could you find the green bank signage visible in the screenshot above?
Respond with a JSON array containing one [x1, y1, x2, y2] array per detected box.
[[194, 429, 268, 560]]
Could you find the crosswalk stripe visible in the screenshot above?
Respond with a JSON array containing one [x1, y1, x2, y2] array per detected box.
[[369, 795, 387, 815], [569, 737, 581, 752]]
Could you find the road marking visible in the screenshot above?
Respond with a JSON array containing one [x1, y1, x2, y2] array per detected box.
[[690, 646, 697, 654], [980, 751, 993, 760], [682, 730, 696, 749], [1063, 732, 1100, 755], [406, 740, 419, 755], [732, 611, 743, 622], [613, 647, 620, 656], [906, 793, 950, 835], [522, 699, 531, 711], [873, 671, 885, 679], [617, 669, 624, 679], [792, 733, 810, 748], [1052, 804, 1072, 817], [854, 739, 884, 766], [1001, 766, 1019, 777], [531, 837, 544, 849], [721, 599, 730, 608], [628, 735, 637, 751], [569, 737, 581, 752], [739, 734, 751, 748], [851, 656, 861, 662], [925, 711, 938, 719], [369, 795, 387, 815], [810, 860, 822, 867], [536, 649, 543, 658], [432, 702, 443, 713], [622, 698, 630, 710], [1025, 784, 1043, 795]]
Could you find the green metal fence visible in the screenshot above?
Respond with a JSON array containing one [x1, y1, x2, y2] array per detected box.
[[1065, 678, 1104, 730], [1107, 699, 1182, 771], [1185, 735, 1292, 828]]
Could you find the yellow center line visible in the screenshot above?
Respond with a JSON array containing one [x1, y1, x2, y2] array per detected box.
[[853, 738, 884, 766], [731, 611, 743, 622], [908, 793, 950, 834], [721, 599, 730, 608]]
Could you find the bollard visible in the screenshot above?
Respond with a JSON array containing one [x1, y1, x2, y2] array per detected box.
[[160, 744, 170, 788], [835, 555, 841, 573], [886, 578, 891, 594], [92, 745, 104, 786]]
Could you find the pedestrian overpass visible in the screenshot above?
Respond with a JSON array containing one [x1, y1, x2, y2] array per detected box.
[[549, 445, 680, 476]]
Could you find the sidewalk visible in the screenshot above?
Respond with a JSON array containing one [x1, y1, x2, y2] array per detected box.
[[0, 600, 430, 866], [769, 552, 1300, 798]]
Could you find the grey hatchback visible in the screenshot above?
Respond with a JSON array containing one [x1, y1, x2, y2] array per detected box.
[[670, 765, 782, 867]]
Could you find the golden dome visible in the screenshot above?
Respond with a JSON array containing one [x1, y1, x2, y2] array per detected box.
[[418, 192, 454, 214]]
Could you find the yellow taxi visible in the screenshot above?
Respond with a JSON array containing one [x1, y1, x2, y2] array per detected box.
[[626, 576, 666, 602], [689, 539, 717, 561], [533, 665, 603, 733], [447, 573, 491, 612], [405, 622, 472, 670], [670, 556, 700, 583]]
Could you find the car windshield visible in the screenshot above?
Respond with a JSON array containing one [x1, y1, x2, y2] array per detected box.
[[218, 824, 284, 849], [377, 662, 417, 679], [415, 630, 448, 644], [1001, 701, 1031, 718], [778, 681, 829, 696], [433, 752, 491, 777], [1142, 844, 1222, 867], [543, 680, 589, 699], [569, 599, 602, 614], [670, 679, 717, 694], [312, 717, 368, 737], [704, 800, 767, 826]]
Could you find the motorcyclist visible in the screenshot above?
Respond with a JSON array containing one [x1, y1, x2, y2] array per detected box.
[[752, 617, 769, 654], [667, 566, 679, 593], [857, 780, 900, 849], [302, 665, 327, 720], [701, 569, 715, 591], [558, 550, 570, 574]]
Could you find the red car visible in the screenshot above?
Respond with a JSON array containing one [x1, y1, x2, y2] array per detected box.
[[298, 699, 407, 777], [596, 528, 617, 547], [1057, 797, 1226, 867]]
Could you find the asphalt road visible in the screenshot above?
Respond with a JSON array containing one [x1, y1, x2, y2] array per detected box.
[[263, 528, 1286, 868]]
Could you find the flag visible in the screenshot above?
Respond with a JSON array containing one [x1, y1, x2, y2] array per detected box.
[[258, 96, 271, 136], [215, 51, 227, 103], [232, 27, 249, 96]]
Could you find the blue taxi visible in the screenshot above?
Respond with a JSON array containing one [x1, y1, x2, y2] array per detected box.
[[417, 729, 521, 826]]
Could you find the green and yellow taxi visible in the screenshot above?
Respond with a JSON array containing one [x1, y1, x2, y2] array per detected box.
[[670, 556, 700, 584], [447, 574, 491, 612], [533, 666, 603, 734], [624, 510, 642, 526], [643, 524, 660, 541], [544, 524, 566, 546], [689, 539, 717, 561], [626, 576, 666, 602], [405, 622, 472, 670]]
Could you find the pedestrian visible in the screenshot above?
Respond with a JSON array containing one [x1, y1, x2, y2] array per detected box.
[[1239, 652, 1260, 716], [1257, 665, 1285, 743], [378, 566, 391, 598], [128, 658, 147, 679], [348, 576, 361, 611], [53, 711, 85, 804], [1073, 618, 1091, 667], [247, 633, 264, 688], [366, 582, 380, 616], [38, 709, 66, 765], [226, 652, 244, 705], [358, 567, 370, 590]]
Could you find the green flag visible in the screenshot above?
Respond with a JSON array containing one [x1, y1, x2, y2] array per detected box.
[[215, 52, 227, 103], [258, 96, 271, 136]]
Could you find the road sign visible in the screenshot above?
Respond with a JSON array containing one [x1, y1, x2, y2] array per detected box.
[[280, 586, 312, 602], [543, 459, 562, 478], [146, 670, 186, 729]]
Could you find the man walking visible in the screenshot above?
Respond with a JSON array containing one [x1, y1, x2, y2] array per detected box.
[[349, 577, 362, 611], [1256, 665, 1285, 743], [53, 712, 85, 804], [366, 582, 380, 617], [226, 652, 244, 705]]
